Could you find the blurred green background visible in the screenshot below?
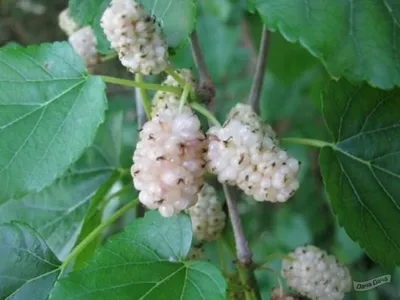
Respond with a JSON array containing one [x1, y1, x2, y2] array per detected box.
[[1, 0, 399, 299]]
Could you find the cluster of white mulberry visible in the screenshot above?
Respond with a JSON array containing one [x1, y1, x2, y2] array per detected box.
[[188, 183, 226, 242], [132, 69, 301, 216], [207, 103, 300, 202], [101, 0, 169, 75], [282, 245, 352, 300], [58, 9, 98, 72]]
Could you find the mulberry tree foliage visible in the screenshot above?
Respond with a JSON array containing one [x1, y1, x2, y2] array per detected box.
[[1, 0, 400, 300]]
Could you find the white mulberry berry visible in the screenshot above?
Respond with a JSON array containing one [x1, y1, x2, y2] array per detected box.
[[282, 245, 352, 300], [152, 69, 197, 117], [59, 9, 80, 36], [69, 27, 99, 73], [207, 103, 300, 202], [188, 183, 226, 242], [100, 0, 168, 75], [131, 104, 206, 217]]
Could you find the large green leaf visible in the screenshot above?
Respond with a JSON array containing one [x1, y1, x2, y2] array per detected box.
[[0, 42, 107, 203], [0, 222, 61, 300], [320, 80, 400, 267], [252, 0, 400, 89], [50, 212, 226, 300], [0, 111, 123, 259]]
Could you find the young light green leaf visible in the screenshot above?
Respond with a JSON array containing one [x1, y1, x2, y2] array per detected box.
[[320, 80, 400, 267], [138, 0, 197, 48], [0, 222, 61, 300], [0, 42, 107, 203], [0, 111, 124, 259], [252, 0, 400, 89], [50, 211, 226, 300]]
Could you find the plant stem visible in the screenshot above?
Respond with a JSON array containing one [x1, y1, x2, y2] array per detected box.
[[248, 25, 270, 115], [223, 184, 261, 300], [217, 240, 227, 275], [281, 137, 333, 148], [190, 102, 221, 127], [61, 199, 138, 269], [100, 53, 117, 63], [101, 75, 182, 95], [103, 184, 133, 204], [134, 87, 147, 218], [135, 73, 151, 119], [165, 66, 187, 87], [190, 31, 215, 105], [179, 83, 191, 113]]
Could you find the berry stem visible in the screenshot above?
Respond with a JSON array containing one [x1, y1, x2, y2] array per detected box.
[[101, 75, 182, 95], [100, 52, 117, 63], [223, 184, 262, 300], [135, 73, 151, 119], [190, 102, 221, 127], [61, 199, 139, 269], [179, 83, 191, 113], [248, 25, 270, 114], [281, 137, 333, 148], [165, 66, 187, 87], [102, 184, 133, 206], [190, 31, 215, 105]]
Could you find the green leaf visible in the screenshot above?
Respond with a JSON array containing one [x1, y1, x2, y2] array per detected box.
[[50, 211, 226, 300], [320, 80, 400, 267], [138, 0, 197, 48], [68, 0, 108, 25], [202, 0, 232, 22], [0, 222, 61, 300], [0, 42, 107, 203], [173, 14, 246, 82], [0, 111, 123, 259], [253, 0, 400, 89]]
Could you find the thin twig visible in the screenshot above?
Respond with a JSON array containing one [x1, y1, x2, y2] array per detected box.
[[223, 184, 251, 264], [223, 184, 261, 300], [248, 25, 270, 115], [135, 87, 147, 218], [190, 31, 215, 106]]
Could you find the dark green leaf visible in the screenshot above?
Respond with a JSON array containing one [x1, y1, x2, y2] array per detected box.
[[50, 211, 226, 300], [0, 222, 61, 300], [0, 42, 107, 203], [253, 0, 400, 89], [138, 0, 197, 48], [202, 0, 232, 22], [320, 80, 400, 267], [173, 14, 246, 83], [0, 111, 124, 258]]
